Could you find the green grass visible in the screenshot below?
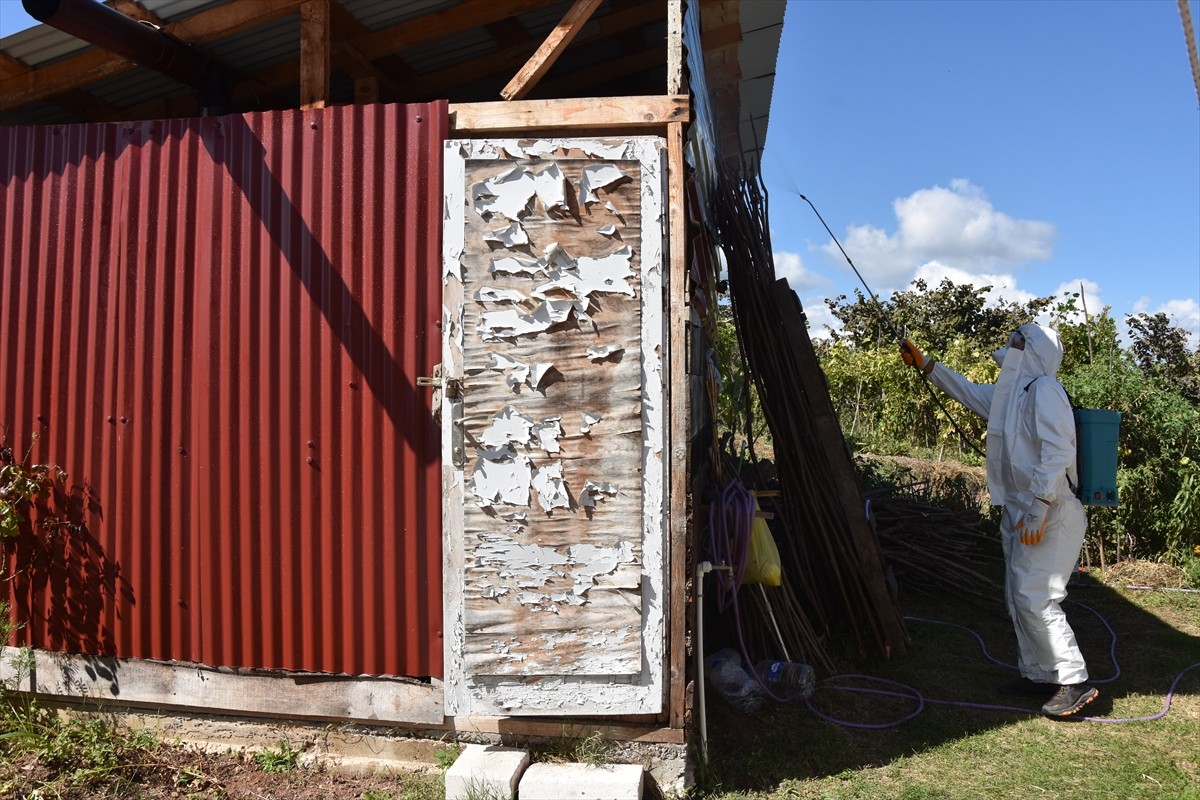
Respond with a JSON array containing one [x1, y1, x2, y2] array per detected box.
[[695, 576, 1200, 799]]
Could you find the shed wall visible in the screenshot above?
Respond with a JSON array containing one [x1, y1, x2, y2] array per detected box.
[[0, 101, 446, 678]]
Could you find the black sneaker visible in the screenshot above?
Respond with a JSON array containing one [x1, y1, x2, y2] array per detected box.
[[998, 677, 1051, 697], [1041, 683, 1099, 718]]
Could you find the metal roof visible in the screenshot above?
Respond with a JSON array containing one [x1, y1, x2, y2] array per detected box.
[[1, 0, 785, 163]]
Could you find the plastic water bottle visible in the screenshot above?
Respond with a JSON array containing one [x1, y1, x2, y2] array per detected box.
[[704, 648, 765, 712], [754, 659, 816, 701]]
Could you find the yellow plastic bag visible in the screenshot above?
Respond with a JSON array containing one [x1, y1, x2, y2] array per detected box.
[[743, 500, 782, 586]]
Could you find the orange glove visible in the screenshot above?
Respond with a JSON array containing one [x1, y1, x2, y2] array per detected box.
[[1018, 499, 1050, 545], [900, 339, 935, 375]]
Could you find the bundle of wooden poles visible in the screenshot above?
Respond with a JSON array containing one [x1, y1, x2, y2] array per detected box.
[[706, 167, 910, 666]]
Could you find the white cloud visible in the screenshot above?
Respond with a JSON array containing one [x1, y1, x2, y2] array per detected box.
[[914, 260, 1036, 306], [773, 250, 830, 293], [798, 295, 839, 339], [820, 180, 1057, 292]]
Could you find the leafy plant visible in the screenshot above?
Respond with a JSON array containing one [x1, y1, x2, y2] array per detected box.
[[435, 743, 461, 770], [0, 430, 69, 540], [253, 739, 301, 773]]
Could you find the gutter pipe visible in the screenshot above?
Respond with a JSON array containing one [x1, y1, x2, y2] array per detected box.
[[23, 0, 230, 113]]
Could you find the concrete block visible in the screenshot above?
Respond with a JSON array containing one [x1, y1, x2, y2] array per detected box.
[[445, 744, 529, 800], [518, 762, 644, 800]]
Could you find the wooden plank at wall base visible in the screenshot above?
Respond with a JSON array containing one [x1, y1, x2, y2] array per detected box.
[[0, 647, 686, 743], [0, 647, 444, 726]]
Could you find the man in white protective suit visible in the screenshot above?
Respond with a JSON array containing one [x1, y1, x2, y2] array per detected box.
[[900, 323, 1099, 718]]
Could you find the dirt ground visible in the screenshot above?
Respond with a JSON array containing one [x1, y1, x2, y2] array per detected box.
[[3, 746, 443, 799]]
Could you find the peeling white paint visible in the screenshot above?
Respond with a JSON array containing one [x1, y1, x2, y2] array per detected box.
[[531, 415, 563, 454], [579, 163, 628, 205], [528, 362, 553, 389], [579, 479, 619, 508], [480, 406, 535, 448], [490, 254, 543, 277], [533, 245, 635, 305], [470, 448, 532, 508], [521, 140, 559, 158], [531, 461, 570, 511], [483, 221, 529, 247], [475, 534, 568, 574], [530, 163, 568, 212], [597, 224, 617, 237], [586, 345, 625, 361], [477, 298, 588, 342], [483, 353, 555, 392], [580, 412, 602, 434], [475, 286, 528, 304], [472, 166, 536, 220], [577, 140, 629, 159]]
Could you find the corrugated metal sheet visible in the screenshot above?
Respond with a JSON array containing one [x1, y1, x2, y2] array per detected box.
[[1, 101, 447, 678]]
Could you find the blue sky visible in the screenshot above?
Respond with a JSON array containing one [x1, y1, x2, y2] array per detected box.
[[762, 0, 1200, 348], [0, 1, 36, 37]]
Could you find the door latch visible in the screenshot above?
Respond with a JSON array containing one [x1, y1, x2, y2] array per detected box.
[[417, 364, 443, 419]]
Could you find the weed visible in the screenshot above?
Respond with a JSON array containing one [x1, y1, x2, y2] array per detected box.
[[436, 742, 461, 770], [534, 727, 612, 767], [253, 738, 301, 773]]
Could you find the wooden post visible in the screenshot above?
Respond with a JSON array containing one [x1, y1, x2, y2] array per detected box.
[[666, 120, 689, 728], [667, 0, 683, 95], [299, 0, 330, 110]]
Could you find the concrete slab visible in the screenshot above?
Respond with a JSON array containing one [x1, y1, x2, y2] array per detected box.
[[445, 744, 529, 800], [518, 762, 644, 800]]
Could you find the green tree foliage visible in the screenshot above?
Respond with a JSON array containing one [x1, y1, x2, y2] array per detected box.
[[814, 280, 1200, 566], [1125, 311, 1200, 404]]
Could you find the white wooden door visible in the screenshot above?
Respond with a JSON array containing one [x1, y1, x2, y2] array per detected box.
[[441, 137, 666, 715]]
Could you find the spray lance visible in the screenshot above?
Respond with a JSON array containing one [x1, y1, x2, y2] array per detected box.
[[798, 194, 986, 458]]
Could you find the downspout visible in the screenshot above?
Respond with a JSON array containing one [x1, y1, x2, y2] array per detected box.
[[23, 0, 230, 114]]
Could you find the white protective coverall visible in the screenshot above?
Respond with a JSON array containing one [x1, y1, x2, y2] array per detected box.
[[926, 323, 1089, 686]]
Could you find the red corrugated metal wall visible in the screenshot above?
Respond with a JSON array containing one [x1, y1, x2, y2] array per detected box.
[[0, 102, 446, 678]]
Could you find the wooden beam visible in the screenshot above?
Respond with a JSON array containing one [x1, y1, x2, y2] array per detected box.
[[448, 95, 688, 134], [111, 0, 162, 25], [500, 0, 603, 101], [349, 0, 552, 62], [299, 0, 330, 110], [667, 0, 683, 94], [0, 52, 28, 80], [536, 46, 662, 98], [403, 1, 664, 102], [0, 0, 305, 111]]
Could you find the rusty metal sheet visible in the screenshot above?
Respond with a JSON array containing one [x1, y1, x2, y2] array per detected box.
[[0, 102, 447, 678]]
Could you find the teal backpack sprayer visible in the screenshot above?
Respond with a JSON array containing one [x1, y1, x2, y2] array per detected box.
[[1074, 408, 1121, 506]]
